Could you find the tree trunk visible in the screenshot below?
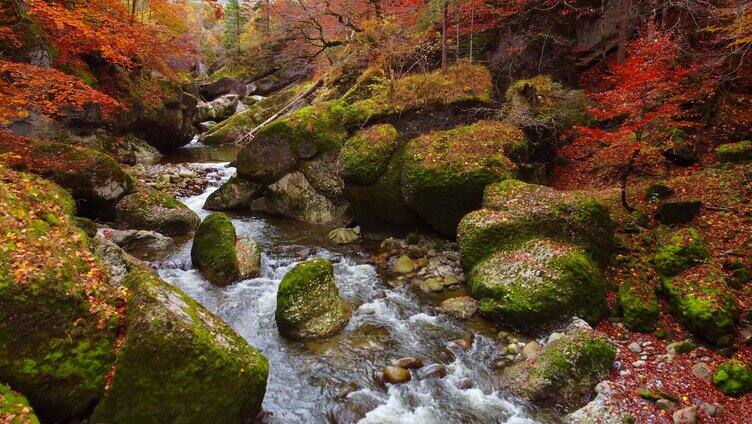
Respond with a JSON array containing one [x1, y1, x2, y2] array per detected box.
[[469, 7, 474, 62], [617, 0, 630, 64], [441, 1, 448, 71]]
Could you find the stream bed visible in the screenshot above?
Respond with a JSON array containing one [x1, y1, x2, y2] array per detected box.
[[152, 140, 541, 424]]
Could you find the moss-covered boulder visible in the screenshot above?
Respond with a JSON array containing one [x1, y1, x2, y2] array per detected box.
[[202, 85, 306, 145], [654, 227, 709, 276], [115, 187, 199, 236], [401, 120, 527, 236], [502, 75, 590, 131], [236, 105, 347, 183], [501, 330, 616, 409], [0, 136, 133, 217], [204, 174, 263, 211], [341, 124, 399, 185], [258, 172, 351, 225], [72, 132, 162, 165], [0, 166, 120, 421], [468, 239, 606, 328], [616, 280, 659, 332], [716, 141, 752, 164], [275, 259, 351, 340], [129, 78, 197, 149], [661, 265, 737, 346], [0, 384, 40, 424], [458, 180, 615, 270], [91, 270, 269, 423], [192, 213, 260, 286], [713, 359, 752, 396]]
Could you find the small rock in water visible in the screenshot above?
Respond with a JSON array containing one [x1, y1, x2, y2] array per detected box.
[[393, 357, 423, 369], [457, 378, 474, 390], [413, 277, 443, 293], [547, 332, 565, 344], [417, 364, 447, 380], [449, 336, 474, 351], [329, 228, 360, 245], [382, 366, 411, 384], [439, 296, 478, 320], [673, 406, 697, 424], [392, 255, 415, 274], [522, 341, 542, 359]]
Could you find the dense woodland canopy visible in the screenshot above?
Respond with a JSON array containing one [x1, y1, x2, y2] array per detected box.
[[2, 1, 752, 423]]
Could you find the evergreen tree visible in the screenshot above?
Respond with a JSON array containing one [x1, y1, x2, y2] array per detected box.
[[223, 0, 246, 54]]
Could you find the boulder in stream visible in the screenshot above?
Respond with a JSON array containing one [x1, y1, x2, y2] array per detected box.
[[193, 94, 240, 124], [90, 270, 269, 424], [204, 174, 263, 211], [275, 259, 351, 339], [115, 187, 200, 236], [191, 213, 261, 286]]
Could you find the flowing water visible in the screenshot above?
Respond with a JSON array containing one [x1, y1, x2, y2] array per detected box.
[[153, 139, 541, 424]]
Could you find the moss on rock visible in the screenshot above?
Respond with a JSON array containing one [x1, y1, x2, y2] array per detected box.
[[458, 180, 615, 271], [115, 187, 199, 236], [654, 227, 709, 276], [617, 280, 660, 332], [713, 359, 752, 396], [275, 259, 351, 340], [716, 141, 752, 164], [204, 175, 263, 211], [91, 270, 269, 424], [502, 330, 616, 409], [400, 120, 526, 236], [469, 239, 606, 328], [0, 383, 40, 424], [341, 124, 399, 185], [0, 136, 133, 217], [191, 213, 241, 286], [503, 75, 590, 130], [661, 265, 737, 346], [0, 166, 120, 421]]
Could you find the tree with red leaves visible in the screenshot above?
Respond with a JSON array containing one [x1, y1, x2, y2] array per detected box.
[[575, 28, 693, 210]]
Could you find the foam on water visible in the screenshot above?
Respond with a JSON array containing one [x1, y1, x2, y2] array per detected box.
[[154, 160, 540, 423]]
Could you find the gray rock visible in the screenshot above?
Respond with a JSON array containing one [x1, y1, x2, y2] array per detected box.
[[261, 172, 351, 225], [97, 228, 173, 253], [700, 402, 717, 417], [329, 228, 360, 245], [656, 398, 676, 411], [194, 94, 240, 124], [236, 236, 261, 280], [204, 175, 263, 211], [523, 341, 542, 359], [198, 77, 248, 100], [673, 406, 697, 424], [628, 342, 642, 354], [439, 296, 478, 320], [691, 362, 713, 383]]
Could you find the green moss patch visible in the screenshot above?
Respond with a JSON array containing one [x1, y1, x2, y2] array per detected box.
[[0, 383, 40, 424], [617, 280, 659, 332], [191, 213, 240, 286], [0, 166, 120, 421], [275, 259, 351, 340], [341, 124, 399, 185], [91, 270, 269, 423], [713, 359, 752, 396], [660, 265, 737, 346], [458, 180, 615, 270], [654, 227, 709, 276], [716, 141, 752, 164], [469, 239, 606, 328]]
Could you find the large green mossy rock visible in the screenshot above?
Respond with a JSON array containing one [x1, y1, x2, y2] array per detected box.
[[0, 167, 119, 421], [192, 213, 240, 285], [458, 180, 615, 270], [275, 259, 351, 340], [1, 384, 40, 424], [661, 265, 737, 346], [469, 239, 606, 329], [616, 280, 659, 333], [236, 104, 347, 183], [502, 75, 590, 131], [713, 359, 752, 396], [0, 138, 133, 217], [501, 330, 615, 409], [716, 141, 752, 164], [400, 120, 527, 236], [191, 213, 260, 286], [115, 187, 200, 236], [204, 174, 263, 211], [654, 227, 709, 276], [202, 85, 305, 145], [91, 270, 269, 424], [341, 124, 399, 185]]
